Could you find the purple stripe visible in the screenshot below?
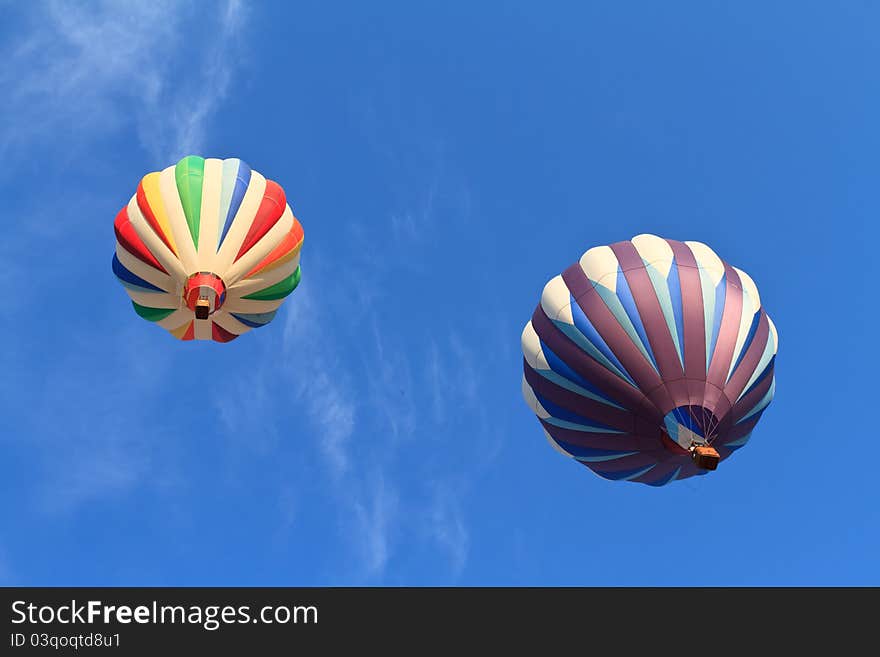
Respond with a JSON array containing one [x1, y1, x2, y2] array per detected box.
[[583, 451, 670, 477], [541, 423, 644, 452], [686, 377, 709, 410], [723, 312, 771, 403], [721, 414, 761, 445], [704, 264, 744, 409], [531, 306, 659, 422], [524, 363, 635, 432], [561, 264, 675, 413], [610, 241, 687, 406], [730, 368, 775, 423], [669, 241, 708, 382], [635, 462, 684, 486]]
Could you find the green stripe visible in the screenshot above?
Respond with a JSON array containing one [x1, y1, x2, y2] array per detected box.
[[242, 267, 302, 301], [131, 301, 176, 322], [175, 155, 204, 249]]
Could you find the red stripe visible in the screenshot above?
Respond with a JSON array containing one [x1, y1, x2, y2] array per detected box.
[[136, 180, 177, 255], [181, 322, 195, 341], [235, 180, 288, 262], [114, 207, 167, 273], [212, 322, 239, 343], [243, 219, 303, 279]]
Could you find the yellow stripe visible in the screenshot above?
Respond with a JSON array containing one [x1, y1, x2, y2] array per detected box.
[[254, 239, 303, 276], [142, 172, 179, 255], [169, 320, 192, 339]]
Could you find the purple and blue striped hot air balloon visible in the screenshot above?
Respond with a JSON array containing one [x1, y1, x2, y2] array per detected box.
[[522, 234, 777, 486]]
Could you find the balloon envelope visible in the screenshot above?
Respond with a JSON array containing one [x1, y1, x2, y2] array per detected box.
[[522, 234, 777, 485], [112, 156, 303, 342]]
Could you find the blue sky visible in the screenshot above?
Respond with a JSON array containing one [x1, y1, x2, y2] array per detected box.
[[0, 1, 875, 585]]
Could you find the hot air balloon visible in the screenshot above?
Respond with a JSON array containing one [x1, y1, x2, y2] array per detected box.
[[112, 156, 303, 342], [522, 234, 777, 485]]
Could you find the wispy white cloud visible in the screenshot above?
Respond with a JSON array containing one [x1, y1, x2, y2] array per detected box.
[[352, 476, 399, 577], [364, 318, 417, 444], [0, 0, 247, 162], [145, 0, 248, 161], [389, 174, 438, 244], [425, 481, 469, 577], [0, 1, 250, 517], [278, 275, 402, 581], [425, 330, 483, 425], [281, 283, 357, 479]]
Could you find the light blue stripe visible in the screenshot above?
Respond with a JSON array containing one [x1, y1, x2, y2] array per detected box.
[[728, 310, 761, 383], [217, 158, 252, 250], [564, 299, 637, 386], [539, 340, 624, 408], [230, 310, 278, 328], [724, 432, 753, 449], [595, 464, 656, 481], [667, 259, 686, 365], [615, 268, 660, 372], [736, 378, 775, 424], [708, 275, 727, 368], [645, 262, 684, 368], [544, 417, 626, 433]]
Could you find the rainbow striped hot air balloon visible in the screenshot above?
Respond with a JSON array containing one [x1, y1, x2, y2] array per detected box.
[[522, 234, 777, 486], [112, 156, 303, 342]]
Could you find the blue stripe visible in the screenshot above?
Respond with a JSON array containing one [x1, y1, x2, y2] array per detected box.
[[569, 296, 635, 385], [535, 392, 617, 431], [615, 268, 659, 370], [593, 464, 655, 481], [218, 160, 252, 248], [667, 259, 686, 362], [675, 409, 703, 435], [553, 441, 636, 461], [112, 254, 165, 293], [725, 432, 753, 451], [741, 355, 775, 399], [644, 466, 681, 487], [540, 340, 620, 406], [708, 274, 726, 366], [728, 310, 761, 382], [230, 310, 278, 328]]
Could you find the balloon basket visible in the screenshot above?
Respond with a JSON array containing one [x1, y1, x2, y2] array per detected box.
[[692, 445, 720, 470], [195, 299, 210, 320]]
